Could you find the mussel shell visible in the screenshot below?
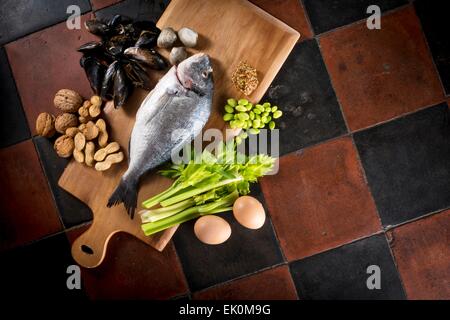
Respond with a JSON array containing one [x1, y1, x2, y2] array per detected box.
[[113, 65, 132, 108], [80, 56, 106, 95], [101, 60, 119, 100], [108, 14, 132, 28], [135, 30, 158, 49], [85, 19, 110, 36], [124, 60, 152, 90], [123, 47, 167, 70], [77, 41, 103, 53]]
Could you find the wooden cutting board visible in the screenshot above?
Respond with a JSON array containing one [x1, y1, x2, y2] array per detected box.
[[60, 0, 299, 268]]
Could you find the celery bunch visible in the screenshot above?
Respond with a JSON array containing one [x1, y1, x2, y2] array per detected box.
[[140, 142, 275, 236]]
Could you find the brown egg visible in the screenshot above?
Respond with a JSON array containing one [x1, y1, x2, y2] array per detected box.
[[233, 196, 266, 229], [194, 215, 231, 245]]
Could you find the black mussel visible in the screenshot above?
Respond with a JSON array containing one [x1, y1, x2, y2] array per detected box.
[[123, 47, 167, 70], [101, 61, 119, 100], [77, 41, 103, 53], [125, 60, 152, 90], [113, 65, 132, 108], [108, 14, 131, 28], [85, 19, 110, 36], [135, 30, 158, 49], [106, 34, 134, 56], [80, 56, 106, 95]]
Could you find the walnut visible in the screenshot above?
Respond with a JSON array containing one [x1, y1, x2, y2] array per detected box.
[[54, 89, 83, 113], [55, 113, 78, 134], [81, 121, 99, 140], [54, 135, 74, 158], [36, 112, 56, 137]]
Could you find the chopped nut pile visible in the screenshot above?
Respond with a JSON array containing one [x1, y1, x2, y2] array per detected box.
[[231, 61, 258, 96], [35, 89, 124, 172]]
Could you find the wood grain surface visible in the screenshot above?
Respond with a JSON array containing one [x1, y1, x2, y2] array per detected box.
[[59, 0, 299, 268]]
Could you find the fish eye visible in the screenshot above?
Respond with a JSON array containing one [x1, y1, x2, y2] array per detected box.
[[201, 71, 209, 78]]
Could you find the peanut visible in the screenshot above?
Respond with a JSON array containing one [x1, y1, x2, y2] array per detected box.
[[81, 121, 99, 140], [79, 116, 91, 124], [85, 142, 95, 167], [65, 127, 79, 137], [94, 142, 120, 161], [74, 132, 86, 151], [73, 148, 85, 163], [95, 151, 124, 171], [89, 103, 101, 118], [96, 118, 108, 147]]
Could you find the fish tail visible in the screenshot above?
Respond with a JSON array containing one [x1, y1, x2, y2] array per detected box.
[[107, 177, 138, 219]]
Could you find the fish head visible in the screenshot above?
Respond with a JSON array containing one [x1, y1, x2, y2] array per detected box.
[[177, 53, 213, 95]]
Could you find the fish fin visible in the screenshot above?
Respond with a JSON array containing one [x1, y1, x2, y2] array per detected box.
[[107, 178, 138, 219]]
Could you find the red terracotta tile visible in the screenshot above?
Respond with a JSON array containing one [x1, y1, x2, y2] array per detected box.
[[319, 6, 444, 131], [249, 0, 313, 40], [5, 13, 97, 135], [260, 136, 381, 261], [389, 211, 450, 300], [66, 226, 188, 300], [90, 0, 122, 11], [0, 140, 62, 251], [193, 265, 298, 300]]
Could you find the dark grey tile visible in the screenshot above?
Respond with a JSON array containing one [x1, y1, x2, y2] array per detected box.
[[94, 0, 169, 21], [263, 39, 347, 156], [173, 183, 284, 292], [0, 47, 30, 148], [415, 0, 450, 95], [34, 136, 93, 228], [303, 0, 408, 34], [290, 234, 405, 300], [0, 0, 91, 45], [354, 103, 450, 226], [0, 233, 87, 300]]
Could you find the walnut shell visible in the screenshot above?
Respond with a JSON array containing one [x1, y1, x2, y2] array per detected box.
[[54, 89, 83, 113], [55, 113, 78, 134], [54, 135, 74, 158], [36, 112, 56, 137]]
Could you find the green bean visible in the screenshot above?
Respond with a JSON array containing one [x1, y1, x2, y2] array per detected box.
[[263, 102, 271, 109], [223, 113, 233, 121], [230, 121, 237, 129], [269, 121, 275, 130], [253, 119, 261, 128], [246, 103, 253, 111], [238, 99, 248, 105], [235, 105, 247, 112], [238, 113, 249, 120], [224, 105, 234, 113], [249, 111, 255, 120], [273, 110, 283, 119], [271, 106, 278, 113], [261, 116, 268, 123], [240, 131, 248, 139], [235, 136, 242, 145], [249, 128, 260, 135], [227, 98, 237, 107], [263, 111, 270, 117], [253, 108, 261, 114]]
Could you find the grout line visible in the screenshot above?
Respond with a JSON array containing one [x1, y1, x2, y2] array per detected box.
[[382, 205, 450, 232], [381, 231, 409, 299], [171, 239, 192, 298], [315, 37, 351, 133], [190, 261, 288, 297], [298, 0, 315, 38], [31, 137, 67, 229]]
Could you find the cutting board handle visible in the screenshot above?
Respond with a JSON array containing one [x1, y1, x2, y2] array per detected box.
[[71, 222, 118, 268]]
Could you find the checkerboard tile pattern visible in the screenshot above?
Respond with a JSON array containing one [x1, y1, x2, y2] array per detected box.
[[0, 0, 448, 300]]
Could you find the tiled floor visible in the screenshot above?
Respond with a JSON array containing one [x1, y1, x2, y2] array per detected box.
[[0, 0, 449, 300]]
